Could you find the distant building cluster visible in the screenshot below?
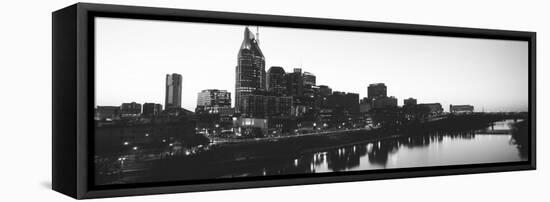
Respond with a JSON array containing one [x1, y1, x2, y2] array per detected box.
[[94, 26, 475, 139], [94, 73, 188, 121]]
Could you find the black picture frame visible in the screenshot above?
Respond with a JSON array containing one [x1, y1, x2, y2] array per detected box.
[[52, 3, 536, 199]]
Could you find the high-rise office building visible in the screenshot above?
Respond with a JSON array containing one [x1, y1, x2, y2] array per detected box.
[[196, 89, 231, 114], [165, 73, 182, 110], [302, 71, 316, 97], [235, 27, 266, 112], [267, 66, 287, 96], [368, 83, 387, 99], [286, 68, 304, 97]]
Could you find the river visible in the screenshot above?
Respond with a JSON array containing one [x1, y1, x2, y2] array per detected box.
[[95, 119, 528, 184], [223, 119, 528, 177]]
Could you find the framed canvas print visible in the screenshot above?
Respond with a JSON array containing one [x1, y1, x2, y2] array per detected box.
[[52, 3, 536, 199]]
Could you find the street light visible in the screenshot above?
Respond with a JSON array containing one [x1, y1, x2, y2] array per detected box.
[[118, 157, 126, 178]]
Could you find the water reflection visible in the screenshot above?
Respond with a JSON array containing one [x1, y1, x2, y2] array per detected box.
[[327, 145, 367, 171], [249, 119, 527, 175], [96, 119, 529, 183]]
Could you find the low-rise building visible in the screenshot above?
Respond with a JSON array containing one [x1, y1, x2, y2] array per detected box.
[[233, 117, 268, 137], [143, 103, 163, 117], [95, 106, 120, 120], [450, 105, 474, 114], [371, 96, 398, 109], [196, 89, 231, 114], [418, 103, 444, 116], [120, 102, 141, 117], [404, 98, 417, 106]]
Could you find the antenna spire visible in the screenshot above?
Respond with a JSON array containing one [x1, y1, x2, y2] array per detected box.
[[256, 26, 260, 45]]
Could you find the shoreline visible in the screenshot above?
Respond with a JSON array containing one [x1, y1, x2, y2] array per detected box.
[[95, 118, 525, 185]]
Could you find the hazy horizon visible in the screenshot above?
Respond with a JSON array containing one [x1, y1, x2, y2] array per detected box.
[[95, 17, 529, 112]]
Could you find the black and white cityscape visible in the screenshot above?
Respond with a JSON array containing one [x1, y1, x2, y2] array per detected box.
[[94, 19, 529, 185]]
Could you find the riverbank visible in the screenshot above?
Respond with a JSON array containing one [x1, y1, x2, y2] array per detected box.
[[97, 116, 525, 185]]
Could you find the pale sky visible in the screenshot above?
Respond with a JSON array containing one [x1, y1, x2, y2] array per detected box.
[[95, 17, 528, 112]]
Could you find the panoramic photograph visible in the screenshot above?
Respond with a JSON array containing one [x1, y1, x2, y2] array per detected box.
[[93, 17, 529, 185]]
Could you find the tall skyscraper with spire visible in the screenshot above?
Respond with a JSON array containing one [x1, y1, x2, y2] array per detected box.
[[235, 27, 266, 112]]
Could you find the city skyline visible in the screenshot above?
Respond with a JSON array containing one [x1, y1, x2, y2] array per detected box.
[[95, 17, 528, 112]]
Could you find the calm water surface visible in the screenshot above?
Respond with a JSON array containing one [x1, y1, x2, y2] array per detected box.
[[234, 119, 527, 177], [309, 119, 526, 172]]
